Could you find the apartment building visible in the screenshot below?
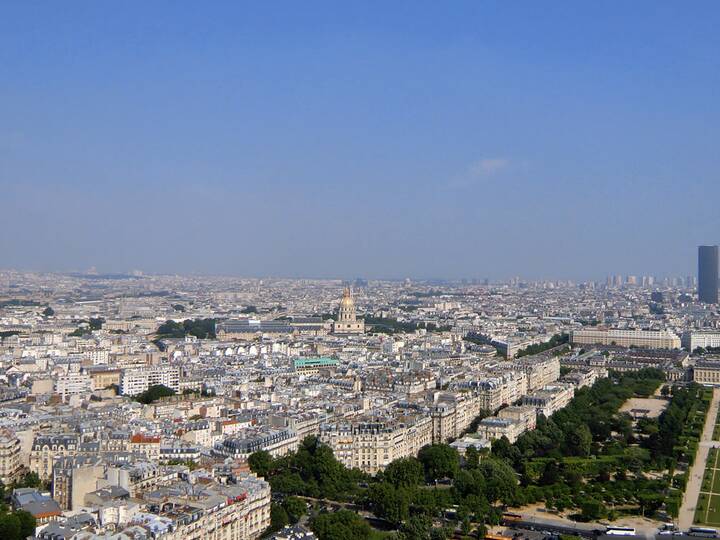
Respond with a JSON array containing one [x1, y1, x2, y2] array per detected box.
[[120, 365, 181, 395], [682, 331, 720, 352], [87, 367, 122, 391], [83, 348, 109, 365], [0, 429, 21, 483], [560, 367, 606, 389], [128, 475, 271, 540], [476, 417, 524, 443], [522, 383, 575, 418], [54, 372, 92, 399], [474, 371, 527, 412], [84, 474, 272, 540], [52, 455, 106, 510], [512, 356, 561, 391], [30, 434, 79, 481], [213, 429, 299, 460], [293, 357, 338, 375], [497, 405, 537, 432], [320, 414, 433, 474], [571, 328, 681, 349]]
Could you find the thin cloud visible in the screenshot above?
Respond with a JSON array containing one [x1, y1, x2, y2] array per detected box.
[[469, 157, 509, 177], [446, 157, 511, 189]]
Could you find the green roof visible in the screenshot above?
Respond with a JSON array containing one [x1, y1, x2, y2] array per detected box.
[[293, 357, 338, 368]]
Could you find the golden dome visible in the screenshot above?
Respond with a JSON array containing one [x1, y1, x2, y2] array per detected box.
[[340, 287, 354, 309]]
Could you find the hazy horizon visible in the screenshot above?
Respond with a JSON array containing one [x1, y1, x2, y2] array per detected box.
[[2, 2, 719, 280]]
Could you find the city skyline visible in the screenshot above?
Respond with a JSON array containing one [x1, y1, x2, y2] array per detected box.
[[2, 2, 720, 279], [3, 3, 720, 538]]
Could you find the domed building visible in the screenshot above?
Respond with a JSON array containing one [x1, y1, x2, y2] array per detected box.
[[332, 287, 365, 335]]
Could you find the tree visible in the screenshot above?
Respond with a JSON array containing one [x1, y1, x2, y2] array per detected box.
[[134, 384, 175, 404], [400, 514, 433, 540], [418, 444, 459, 481], [283, 496, 307, 523], [638, 491, 664, 517], [89, 317, 104, 330], [564, 423, 592, 457], [15, 471, 41, 489], [465, 446, 480, 469], [368, 482, 410, 524], [270, 504, 289, 533], [15, 510, 35, 539], [156, 318, 216, 339], [478, 459, 517, 504], [0, 513, 21, 540], [461, 516, 472, 535], [69, 327, 91, 337], [540, 461, 560, 486], [382, 457, 424, 488], [248, 450, 273, 478], [454, 469, 486, 498], [311, 510, 371, 540], [580, 498, 605, 520], [42, 306, 54, 317]]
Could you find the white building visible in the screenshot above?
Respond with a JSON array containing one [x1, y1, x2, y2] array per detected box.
[[55, 372, 93, 399], [120, 365, 181, 395], [682, 331, 720, 352], [571, 328, 681, 349]]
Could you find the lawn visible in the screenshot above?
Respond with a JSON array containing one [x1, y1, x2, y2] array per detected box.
[[696, 449, 720, 526]]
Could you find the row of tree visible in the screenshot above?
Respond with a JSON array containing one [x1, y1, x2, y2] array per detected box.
[[489, 369, 711, 520], [155, 318, 216, 339], [250, 369, 701, 536], [514, 333, 569, 358], [250, 435, 517, 539]]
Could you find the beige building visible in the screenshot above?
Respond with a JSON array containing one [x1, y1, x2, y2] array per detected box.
[[571, 328, 681, 349], [88, 367, 122, 391], [522, 383, 575, 418], [512, 356, 560, 392], [332, 288, 365, 335], [52, 455, 106, 510], [178, 476, 270, 540], [320, 414, 432, 474], [112, 474, 271, 540], [477, 417, 524, 443], [30, 434, 79, 481], [694, 360, 720, 385], [0, 430, 21, 483], [475, 371, 528, 412], [497, 405, 537, 432]]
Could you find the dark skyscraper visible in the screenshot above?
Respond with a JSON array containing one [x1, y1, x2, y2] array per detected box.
[[698, 245, 719, 304]]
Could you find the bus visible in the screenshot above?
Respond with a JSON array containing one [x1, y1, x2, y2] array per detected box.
[[605, 526, 636, 536], [485, 535, 513, 540], [688, 527, 718, 537], [501, 512, 522, 523]]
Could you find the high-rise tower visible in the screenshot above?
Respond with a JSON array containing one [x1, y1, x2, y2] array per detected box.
[[698, 245, 719, 304]]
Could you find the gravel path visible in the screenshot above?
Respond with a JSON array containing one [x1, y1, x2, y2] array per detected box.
[[679, 387, 720, 530]]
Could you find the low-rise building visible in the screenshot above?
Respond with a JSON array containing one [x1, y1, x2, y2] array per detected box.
[[571, 328, 681, 349]]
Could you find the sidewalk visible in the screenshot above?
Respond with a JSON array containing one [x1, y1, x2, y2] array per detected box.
[[679, 387, 720, 530]]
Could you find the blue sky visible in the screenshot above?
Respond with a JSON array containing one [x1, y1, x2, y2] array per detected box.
[[1, 1, 719, 280]]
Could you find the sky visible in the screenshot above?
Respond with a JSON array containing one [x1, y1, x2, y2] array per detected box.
[[1, 1, 719, 281]]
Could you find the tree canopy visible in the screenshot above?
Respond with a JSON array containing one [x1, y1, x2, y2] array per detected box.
[[134, 384, 176, 404], [311, 510, 371, 540], [156, 318, 216, 339]]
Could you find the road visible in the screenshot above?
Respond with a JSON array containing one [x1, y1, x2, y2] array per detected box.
[[679, 387, 720, 530]]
